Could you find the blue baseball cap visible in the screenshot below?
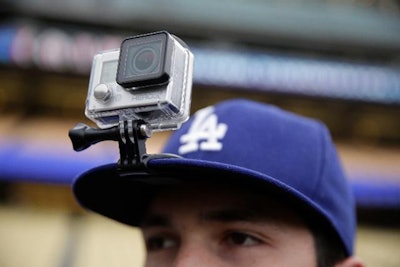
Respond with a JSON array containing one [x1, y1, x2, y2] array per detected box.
[[73, 98, 356, 255]]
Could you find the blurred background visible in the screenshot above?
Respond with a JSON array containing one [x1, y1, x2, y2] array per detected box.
[[0, 0, 399, 266]]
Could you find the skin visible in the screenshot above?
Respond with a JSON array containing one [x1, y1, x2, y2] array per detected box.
[[140, 183, 364, 267]]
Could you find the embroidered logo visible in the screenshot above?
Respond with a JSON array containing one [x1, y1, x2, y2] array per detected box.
[[179, 106, 228, 154]]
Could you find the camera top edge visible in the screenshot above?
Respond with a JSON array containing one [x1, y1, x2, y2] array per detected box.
[[121, 30, 171, 43]]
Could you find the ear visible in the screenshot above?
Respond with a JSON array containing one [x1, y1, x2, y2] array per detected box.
[[335, 256, 364, 267]]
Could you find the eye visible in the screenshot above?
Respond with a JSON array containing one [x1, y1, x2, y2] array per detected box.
[[225, 232, 262, 247], [146, 235, 178, 252]]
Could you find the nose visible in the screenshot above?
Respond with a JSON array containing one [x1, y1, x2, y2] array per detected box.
[[173, 242, 224, 267]]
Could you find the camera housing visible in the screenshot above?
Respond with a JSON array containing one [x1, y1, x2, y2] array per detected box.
[[85, 31, 194, 131]]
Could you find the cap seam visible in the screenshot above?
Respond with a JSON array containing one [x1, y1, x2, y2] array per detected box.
[[310, 122, 326, 199]]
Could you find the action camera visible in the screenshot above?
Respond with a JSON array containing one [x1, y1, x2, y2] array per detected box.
[[85, 31, 194, 131]]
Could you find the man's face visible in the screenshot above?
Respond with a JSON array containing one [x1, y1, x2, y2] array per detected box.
[[141, 183, 317, 267]]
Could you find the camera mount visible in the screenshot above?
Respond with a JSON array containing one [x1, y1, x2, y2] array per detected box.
[[69, 31, 193, 173], [69, 120, 177, 171]]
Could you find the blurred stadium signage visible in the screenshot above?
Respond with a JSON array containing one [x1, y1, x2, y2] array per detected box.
[[1, 23, 400, 104]]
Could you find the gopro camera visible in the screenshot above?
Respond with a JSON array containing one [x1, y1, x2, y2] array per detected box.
[[85, 31, 194, 131]]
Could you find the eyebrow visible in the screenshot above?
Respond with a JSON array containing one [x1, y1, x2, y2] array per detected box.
[[141, 214, 172, 227], [141, 208, 271, 228], [199, 208, 270, 223]]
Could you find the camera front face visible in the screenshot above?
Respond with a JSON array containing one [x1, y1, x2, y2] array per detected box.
[[85, 31, 194, 131], [117, 32, 170, 88]]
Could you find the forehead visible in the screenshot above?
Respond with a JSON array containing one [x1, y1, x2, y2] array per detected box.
[[143, 182, 305, 226]]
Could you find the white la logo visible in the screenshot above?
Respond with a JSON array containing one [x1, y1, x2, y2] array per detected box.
[[179, 106, 228, 154]]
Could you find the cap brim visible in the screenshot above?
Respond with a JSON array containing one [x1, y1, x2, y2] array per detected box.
[[73, 157, 333, 228]]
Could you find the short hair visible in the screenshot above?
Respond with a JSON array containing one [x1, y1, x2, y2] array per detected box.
[[308, 218, 347, 267]]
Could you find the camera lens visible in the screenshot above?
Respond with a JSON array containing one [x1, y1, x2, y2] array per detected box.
[[117, 33, 168, 88], [130, 47, 158, 74], [134, 48, 155, 70]]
